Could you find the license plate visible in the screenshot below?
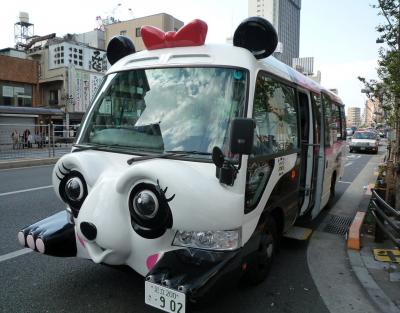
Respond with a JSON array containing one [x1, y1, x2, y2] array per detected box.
[[145, 281, 186, 313], [360, 147, 365, 150]]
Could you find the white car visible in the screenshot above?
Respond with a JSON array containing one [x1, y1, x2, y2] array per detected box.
[[349, 131, 379, 154]]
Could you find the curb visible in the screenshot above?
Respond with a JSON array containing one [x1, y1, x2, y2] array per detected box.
[[347, 184, 400, 313], [347, 211, 366, 250], [347, 249, 400, 313], [0, 157, 59, 170]]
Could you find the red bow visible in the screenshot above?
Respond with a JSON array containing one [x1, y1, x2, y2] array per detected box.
[[141, 19, 208, 50]]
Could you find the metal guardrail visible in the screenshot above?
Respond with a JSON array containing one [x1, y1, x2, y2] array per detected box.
[[370, 189, 400, 248], [0, 123, 76, 161]]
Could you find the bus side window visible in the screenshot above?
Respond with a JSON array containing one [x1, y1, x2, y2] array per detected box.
[[245, 73, 299, 212], [322, 94, 333, 147], [339, 105, 346, 140]]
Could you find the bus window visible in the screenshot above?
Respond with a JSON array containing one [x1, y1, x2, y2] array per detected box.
[[322, 94, 333, 147], [339, 105, 346, 140], [245, 73, 298, 211], [252, 73, 298, 155], [311, 93, 321, 145]]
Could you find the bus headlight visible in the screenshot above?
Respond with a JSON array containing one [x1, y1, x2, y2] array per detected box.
[[173, 229, 241, 251]]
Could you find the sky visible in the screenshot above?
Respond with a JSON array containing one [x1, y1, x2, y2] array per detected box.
[[0, 0, 386, 109]]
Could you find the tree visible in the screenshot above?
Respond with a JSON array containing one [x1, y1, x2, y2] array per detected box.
[[359, 0, 400, 209]]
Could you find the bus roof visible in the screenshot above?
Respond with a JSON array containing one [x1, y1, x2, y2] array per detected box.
[[108, 43, 343, 105]]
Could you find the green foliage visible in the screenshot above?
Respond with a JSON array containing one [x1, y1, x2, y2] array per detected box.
[[359, 0, 400, 128]]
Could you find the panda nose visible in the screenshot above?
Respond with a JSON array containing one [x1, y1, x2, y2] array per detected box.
[[80, 222, 97, 241]]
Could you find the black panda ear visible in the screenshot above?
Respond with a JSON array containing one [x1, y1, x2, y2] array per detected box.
[[106, 36, 136, 65], [233, 17, 278, 59]]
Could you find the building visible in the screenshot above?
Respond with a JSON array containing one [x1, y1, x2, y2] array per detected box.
[[74, 29, 106, 50], [364, 99, 383, 127], [0, 54, 39, 109], [292, 57, 313, 75], [292, 57, 321, 83], [0, 53, 63, 141], [104, 13, 184, 51], [27, 34, 108, 128], [248, 0, 301, 66], [347, 107, 361, 128], [0, 47, 27, 59]]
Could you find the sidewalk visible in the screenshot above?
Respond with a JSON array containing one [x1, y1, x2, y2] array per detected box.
[[307, 151, 399, 313], [347, 190, 400, 313], [349, 235, 400, 312], [0, 145, 69, 169]]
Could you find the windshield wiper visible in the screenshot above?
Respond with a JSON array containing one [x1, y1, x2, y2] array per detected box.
[[164, 150, 212, 156], [127, 150, 211, 165], [127, 152, 188, 165], [72, 144, 114, 152]]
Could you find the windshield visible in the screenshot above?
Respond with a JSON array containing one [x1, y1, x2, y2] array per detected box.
[[353, 132, 377, 139], [78, 67, 247, 159]]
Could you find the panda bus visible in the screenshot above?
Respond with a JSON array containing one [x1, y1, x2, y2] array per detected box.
[[18, 17, 346, 313]]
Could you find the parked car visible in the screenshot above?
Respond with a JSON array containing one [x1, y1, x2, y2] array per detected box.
[[349, 131, 379, 154]]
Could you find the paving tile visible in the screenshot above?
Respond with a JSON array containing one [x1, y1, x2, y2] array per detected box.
[[389, 271, 400, 283]]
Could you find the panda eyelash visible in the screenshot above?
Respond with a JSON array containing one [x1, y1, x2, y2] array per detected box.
[[56, 163, 71, 180]]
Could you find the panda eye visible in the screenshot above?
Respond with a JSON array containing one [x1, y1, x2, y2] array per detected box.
[[65, 177, 84, 202], [132, 190, 159, 219], [59, 171, 87, 217]]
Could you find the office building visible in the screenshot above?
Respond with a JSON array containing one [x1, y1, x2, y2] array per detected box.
[[104, 13, 184, 51], [347, 107, 361, 128], [248, 0, 301, 65]]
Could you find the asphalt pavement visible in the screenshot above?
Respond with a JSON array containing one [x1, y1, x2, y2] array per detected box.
[[0, 147, 385, 313]]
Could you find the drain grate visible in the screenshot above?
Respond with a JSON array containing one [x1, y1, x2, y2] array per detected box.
[[323, 214, 353, 235]]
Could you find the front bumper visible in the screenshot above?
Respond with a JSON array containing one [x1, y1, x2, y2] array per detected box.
[[350, 145, 378, 152], [146, 247, 243, 303]]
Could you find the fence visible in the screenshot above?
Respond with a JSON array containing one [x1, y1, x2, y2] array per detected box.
[[371, 189, 400, 248], [0, 124, 76, 161]]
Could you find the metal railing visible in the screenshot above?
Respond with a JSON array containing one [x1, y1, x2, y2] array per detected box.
[[0, 123, 76, 161], [370, 189, 400, 248]]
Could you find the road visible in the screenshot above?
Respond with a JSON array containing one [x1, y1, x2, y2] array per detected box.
[[0, 146, 381, 313]]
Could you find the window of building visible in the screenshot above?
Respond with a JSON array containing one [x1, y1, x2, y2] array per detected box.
[[49, 90, 59, 106], [136, 27, 141, 37], [120, 30, 127, 36], [0, 82, 33, 107]]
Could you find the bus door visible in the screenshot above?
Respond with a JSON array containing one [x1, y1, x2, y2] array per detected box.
[[311, 93, 325, 219], [320, 94, 335, 209], [297, 89, 314, 215]]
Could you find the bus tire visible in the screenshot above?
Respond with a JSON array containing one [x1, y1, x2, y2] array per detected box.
[[243, 216, 278, 285]]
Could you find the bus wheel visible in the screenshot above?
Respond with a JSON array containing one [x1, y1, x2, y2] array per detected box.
[[243, 216, 277, 285]]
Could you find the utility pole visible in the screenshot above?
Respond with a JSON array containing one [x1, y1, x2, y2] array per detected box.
[[395, 4, 400, 210]]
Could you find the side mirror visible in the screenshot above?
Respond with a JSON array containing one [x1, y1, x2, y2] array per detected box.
[[229, 118, 255, 155]]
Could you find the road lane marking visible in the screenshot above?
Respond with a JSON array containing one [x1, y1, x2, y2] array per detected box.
[[0, 248, 32, 263], [0, 185, 53, 197], [338, 181, 352, 184]]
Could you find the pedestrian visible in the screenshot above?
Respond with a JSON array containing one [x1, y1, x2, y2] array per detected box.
[[23, 129, 30, 148], [11, 129, 19, 150], [28, 133, 33, 148]]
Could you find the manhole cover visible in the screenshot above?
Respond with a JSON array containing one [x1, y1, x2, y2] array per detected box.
[[323, 214, 353, 235]]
